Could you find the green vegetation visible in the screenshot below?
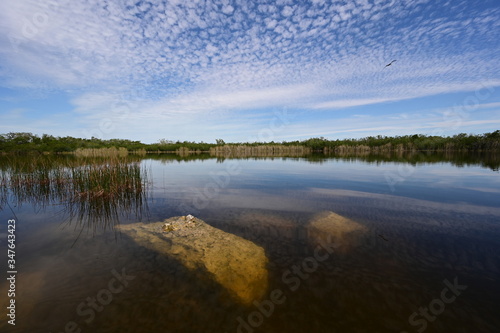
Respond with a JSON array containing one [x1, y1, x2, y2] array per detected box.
[[0, 155, 150, 231], [75, 147, 132, 157], [1, 131, 500, 154], [0, 133, 146, 153], [209, 145, 311, 157], [298, 131, 500, 152]]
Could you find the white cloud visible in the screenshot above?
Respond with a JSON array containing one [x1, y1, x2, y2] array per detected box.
[[0, 0, 497, 95], [0, 0, 499, 140], [281, 6, 295, 17], [313, 97, 393, 109], [72, 83, 318, 121], [221, 5, 234, 15]]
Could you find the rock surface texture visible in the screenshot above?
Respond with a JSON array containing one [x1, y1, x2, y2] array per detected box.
[[118, 216, 269, 305]]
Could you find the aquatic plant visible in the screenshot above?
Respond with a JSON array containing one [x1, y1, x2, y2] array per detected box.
[[3, 131, 500, 154], [74, 147, 129, 157], [209, 145, 311, 157], [0, 155, 150, 235]]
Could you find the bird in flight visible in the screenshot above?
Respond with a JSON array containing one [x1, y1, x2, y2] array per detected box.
[[384, 60, 397, 68], [378, 234, 389, 241]]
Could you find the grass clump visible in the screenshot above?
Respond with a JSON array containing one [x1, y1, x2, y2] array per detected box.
[[0, 155, 150, 234], [74, 147, 129, 157]]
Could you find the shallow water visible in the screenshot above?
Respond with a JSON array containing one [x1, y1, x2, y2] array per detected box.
[[0, 153, 499, 333]]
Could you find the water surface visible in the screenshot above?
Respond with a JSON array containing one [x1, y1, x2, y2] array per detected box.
[[0, 153, 499, 333]]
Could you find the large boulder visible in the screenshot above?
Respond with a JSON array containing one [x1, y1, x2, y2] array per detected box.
[[117, 215, 268, 305]]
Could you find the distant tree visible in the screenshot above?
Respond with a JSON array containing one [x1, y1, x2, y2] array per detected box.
[[159, 139, 174, 145], [485, 130, 500, 139], [1, 131, 499, 153], [7, 132, 35, 145]]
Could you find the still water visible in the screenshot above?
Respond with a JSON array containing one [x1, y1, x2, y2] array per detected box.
[[0, 153, 499, 333]]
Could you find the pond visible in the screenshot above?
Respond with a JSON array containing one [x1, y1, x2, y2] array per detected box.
[[0, 152, 499, 333]]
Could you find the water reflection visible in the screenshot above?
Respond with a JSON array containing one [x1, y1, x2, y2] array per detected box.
[[146, 150, 500, 171], [201, 204, 500, 333], [1, 151, 498, 235], [0, 155, 150, 237], [323, 150, 500, 171], [0, 153, 499, 332]]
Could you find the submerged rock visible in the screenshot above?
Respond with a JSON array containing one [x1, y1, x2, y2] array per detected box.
[[307, 211, 368, 253], [117, 216, 268, 305]]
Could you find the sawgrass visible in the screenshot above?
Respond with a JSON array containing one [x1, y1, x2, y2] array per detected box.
[[0, 155, 150, 233]]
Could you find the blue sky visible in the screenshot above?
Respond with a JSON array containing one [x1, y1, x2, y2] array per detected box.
[[0, 0, 499, 143]]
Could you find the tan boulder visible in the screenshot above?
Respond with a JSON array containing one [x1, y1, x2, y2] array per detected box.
[[307, 211, 368, 253], [117, 216, 268, 305]]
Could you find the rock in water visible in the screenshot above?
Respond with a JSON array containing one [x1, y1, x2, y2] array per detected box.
[[307, 211, 367, 253], [117, 216, 268, 305]]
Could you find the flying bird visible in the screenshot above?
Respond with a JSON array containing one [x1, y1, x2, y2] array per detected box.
[[384, 60, 397, 68], [378, 234, 389, 241]]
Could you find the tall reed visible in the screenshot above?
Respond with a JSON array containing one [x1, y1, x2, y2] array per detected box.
[[74, 147, 129, 157], [209, 145, 311, 157], [66, 158, 148, 234], [0, 155, 150, 234]]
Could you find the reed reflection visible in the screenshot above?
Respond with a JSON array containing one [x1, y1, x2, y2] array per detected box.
[[0, 154, 150, 235], [144, 149, 500, 171]]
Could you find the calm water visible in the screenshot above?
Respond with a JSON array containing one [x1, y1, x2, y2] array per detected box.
[[0, 153, 499, 333]]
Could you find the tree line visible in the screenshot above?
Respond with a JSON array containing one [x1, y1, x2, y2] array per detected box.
[[1, 131, 499, 154]]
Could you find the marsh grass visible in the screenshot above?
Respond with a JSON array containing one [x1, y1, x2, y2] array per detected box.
[[0, 155, 150, 235], [209, 145, 311, 157], [74, 147, 129, 157], [0, 172, 7, 209], [66, 158, 149, 234]]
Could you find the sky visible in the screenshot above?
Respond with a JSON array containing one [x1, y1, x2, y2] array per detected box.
[[0, 0, 499, 144]]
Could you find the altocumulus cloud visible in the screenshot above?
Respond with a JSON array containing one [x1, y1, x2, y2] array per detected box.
[[0, 0, 499, 141]]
